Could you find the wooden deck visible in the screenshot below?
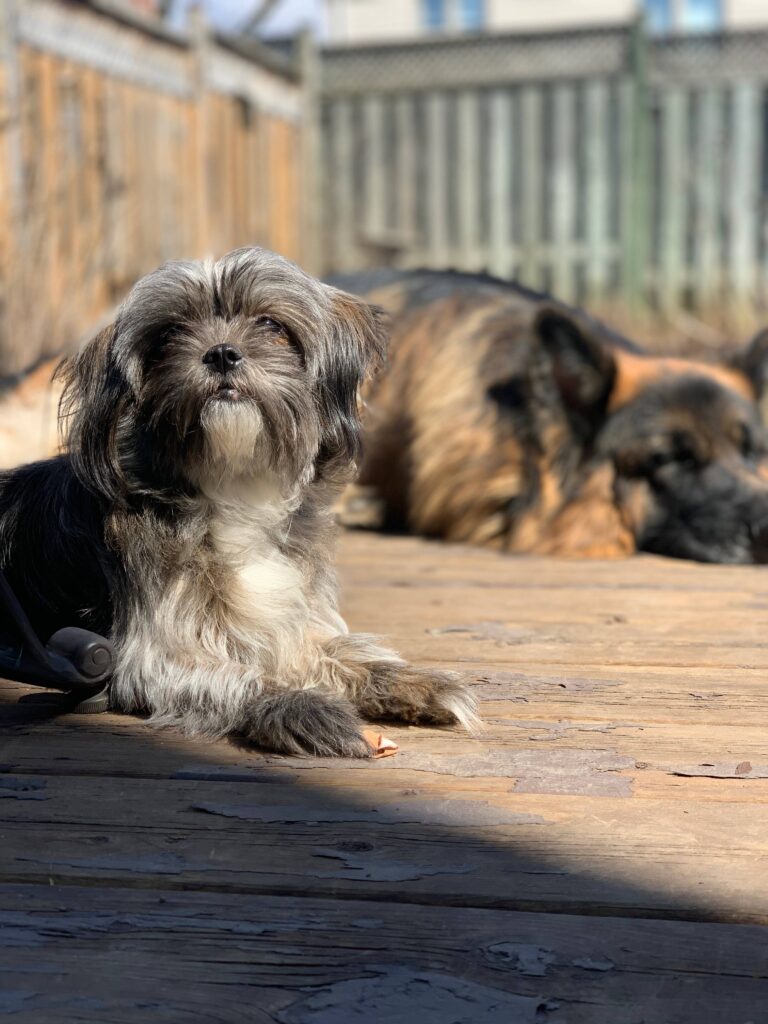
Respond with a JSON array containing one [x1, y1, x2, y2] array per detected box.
[[1, 531, 767, 1022]]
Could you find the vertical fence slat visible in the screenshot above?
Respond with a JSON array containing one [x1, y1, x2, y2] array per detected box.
[[38, 51, 62, 322], [426, 90, 449, 266], [621, 19, 652, 312], [552, 83, 576, 301], [394, 92, 416, 265], [658, 87, 687, 313], [0, 12, 308, 377], [728, 82, 761, 314], [585, 79, 611, 304], [80, 65, 103, 317], [456, 88, 481, 270], [619, 77, 635, 303], [488, 88, 512, 279], [328, 97, 357, 271], [693, 86, 723, 312], [520, 84, 542, 288], [363, 93, 386, 245]]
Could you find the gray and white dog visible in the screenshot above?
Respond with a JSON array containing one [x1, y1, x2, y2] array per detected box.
[[0, 247, 478, 756]]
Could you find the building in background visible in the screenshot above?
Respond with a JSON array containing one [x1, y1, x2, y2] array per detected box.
[[121, 0, 163, 15], [323, 0, 767, 44]]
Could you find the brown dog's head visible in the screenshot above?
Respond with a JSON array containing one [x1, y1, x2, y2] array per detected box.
[[533, 310, 768, 563]]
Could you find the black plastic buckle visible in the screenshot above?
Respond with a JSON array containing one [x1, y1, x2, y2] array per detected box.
[[0, 571, 113, 714]]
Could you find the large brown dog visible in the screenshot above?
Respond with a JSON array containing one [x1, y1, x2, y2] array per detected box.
[[333, 269, 768, 563]]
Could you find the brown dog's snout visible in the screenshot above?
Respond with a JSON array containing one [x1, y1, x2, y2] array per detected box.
[[202, 344, 243, 375]]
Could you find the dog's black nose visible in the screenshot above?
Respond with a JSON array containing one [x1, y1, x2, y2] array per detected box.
[[202, 344, 243, 375]]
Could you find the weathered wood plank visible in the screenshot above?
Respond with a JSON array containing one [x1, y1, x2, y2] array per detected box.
[[2, 522, 768, 1009], [0, 765, 767, 921], [0, 884, 766, 1024], [4, 664, 768, 785]]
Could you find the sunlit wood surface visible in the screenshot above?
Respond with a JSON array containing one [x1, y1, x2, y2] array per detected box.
[[1, 531, 767, 1022]]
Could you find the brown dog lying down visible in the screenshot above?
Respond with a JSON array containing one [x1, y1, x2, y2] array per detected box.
[[333, 269, 768, 563]]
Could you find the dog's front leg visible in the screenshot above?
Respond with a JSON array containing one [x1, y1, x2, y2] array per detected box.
[[111, 643, 373, 758], [317, 634, 480, 733]]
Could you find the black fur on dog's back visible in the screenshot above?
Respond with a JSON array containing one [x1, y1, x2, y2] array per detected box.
[[0, 456, 113, 639], [330, 268, 642, 354]]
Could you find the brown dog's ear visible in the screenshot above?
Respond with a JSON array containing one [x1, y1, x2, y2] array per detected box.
[[737, 328, 768, 416], [317, 289, 388, 473], [532, 308, 616, 436]]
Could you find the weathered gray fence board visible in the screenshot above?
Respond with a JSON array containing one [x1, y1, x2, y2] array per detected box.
[[520, 85, 543, 289], [321, 27, 629, 96], [362, 94, 387, 244], [320, 25, 768, 319], [728, 83, 762, 307], [394, 93, 417, 258], [658, 87, 688, 312], [327, 97, 357, 270], [487, 88, 514, 279], [426, 90, 450, 267], [693, 87, 724, 309], [456, 89, 482, 271], [585, 80, 612, 303], [552, 83, 577, 300]]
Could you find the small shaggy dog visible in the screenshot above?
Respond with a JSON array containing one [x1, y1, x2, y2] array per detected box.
[[0, 248, 478, 756]]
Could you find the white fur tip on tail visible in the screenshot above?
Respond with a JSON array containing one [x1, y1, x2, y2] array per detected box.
[[439, 685, 484, 736]]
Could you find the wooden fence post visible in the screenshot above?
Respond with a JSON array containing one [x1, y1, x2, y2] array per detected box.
[[190, 5, 210, 258], [298, 29, 321, 275], [622, 16, 651, 314], [0, 0, 23, 374]]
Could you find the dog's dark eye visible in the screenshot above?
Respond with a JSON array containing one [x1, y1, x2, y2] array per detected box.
[[736, 423, 762, 461], [643, 432, 699, 476], [254, 315, 286, 335], [647, 449, 676, 471]]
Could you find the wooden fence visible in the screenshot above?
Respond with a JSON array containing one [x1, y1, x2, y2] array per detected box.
[[318, 24, 768, 330], [0, 0, 307, 377], [3, 11, 768, 379]]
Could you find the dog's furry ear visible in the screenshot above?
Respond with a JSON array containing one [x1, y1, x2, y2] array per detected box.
[[317, 290, 388, 470], [57, 322, 131, 502], [532, 308, 616, 437], [735, 327, 768, 420]]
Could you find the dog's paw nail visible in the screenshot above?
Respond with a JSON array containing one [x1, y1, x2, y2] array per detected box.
[[362, 729, 399, 758]]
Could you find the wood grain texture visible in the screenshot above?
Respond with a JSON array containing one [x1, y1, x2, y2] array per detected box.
[[0, 5, 307, 378], [0, 531, 766, 1019], [1, 885, 767, 1024]]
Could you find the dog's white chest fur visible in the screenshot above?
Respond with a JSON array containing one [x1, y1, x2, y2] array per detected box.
[[205, 475, 306, 642]]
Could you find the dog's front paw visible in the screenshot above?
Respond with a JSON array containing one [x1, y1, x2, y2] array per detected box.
[[244, 690, 373, 759], [362, 665, 481, 734]]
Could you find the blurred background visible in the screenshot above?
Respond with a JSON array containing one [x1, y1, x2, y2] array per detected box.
[[1, 0, 768, 461]]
